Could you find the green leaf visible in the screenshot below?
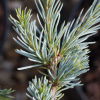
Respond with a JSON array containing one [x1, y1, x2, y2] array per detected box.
[[27, 76, 52, 100], [18, 64, 42, 70], [0, 89, 14, 100]]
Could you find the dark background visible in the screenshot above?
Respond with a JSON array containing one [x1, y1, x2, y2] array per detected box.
[[0, 0, 100, 100]]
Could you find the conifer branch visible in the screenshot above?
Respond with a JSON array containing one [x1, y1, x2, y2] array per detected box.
[[0, 89, 14, 100], [9, 0, 100, 100]]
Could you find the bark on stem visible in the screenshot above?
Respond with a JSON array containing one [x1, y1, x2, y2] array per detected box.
[[50, 55, 60, 100], [51, 86, 56, 100]]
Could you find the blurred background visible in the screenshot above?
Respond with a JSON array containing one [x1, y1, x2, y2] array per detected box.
[[0, 0, 100, 100]]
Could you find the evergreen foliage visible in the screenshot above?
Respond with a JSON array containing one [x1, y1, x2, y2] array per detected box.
[[27, 76, 52, 100], [0, 89, 14, 100], [9, 0, 100, 99]]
